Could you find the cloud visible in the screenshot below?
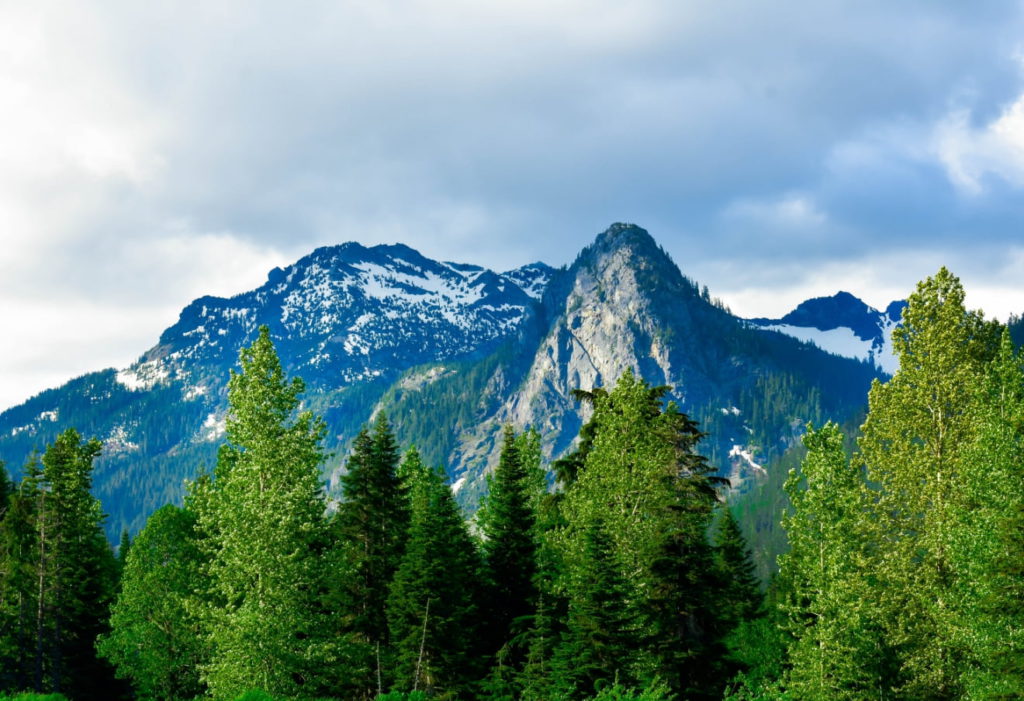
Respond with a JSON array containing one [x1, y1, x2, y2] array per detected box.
[[4, 1, 1024, 407]]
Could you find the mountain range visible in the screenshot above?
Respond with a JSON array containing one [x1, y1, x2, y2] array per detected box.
[[0, 224, 887, 551]]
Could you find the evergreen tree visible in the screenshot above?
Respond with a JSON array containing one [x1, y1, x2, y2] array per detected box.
[[40, 428, 121, 700], [551, 517, 636, 699], [479, 426, 538, 665], [0, 458, 41, 692], [779, 422, 883, 700], [557, 372, 724, 698], [859, 268, 1000, 699], [192, 325, 333, 699], [387, 463, 483, 698], [713, 505, 761, 627], [333, 413, 410, 696], [98, 504, 206, 700]]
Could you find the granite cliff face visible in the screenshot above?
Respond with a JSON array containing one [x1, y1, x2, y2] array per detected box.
[[0, 224, 881, 537], [378, 224, 881, 503]]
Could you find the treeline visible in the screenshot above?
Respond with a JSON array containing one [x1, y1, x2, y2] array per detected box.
[[5, 265, 1019, 700], [0, 326, 761, 700]]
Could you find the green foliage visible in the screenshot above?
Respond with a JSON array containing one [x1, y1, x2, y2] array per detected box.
[[479, 426, 539, 665], [98, 504, 205, 700], [555, 372, 726, 699], [191, 326, 334, 700], [387, 463, 483, 697], [779, 422, 883, 699]]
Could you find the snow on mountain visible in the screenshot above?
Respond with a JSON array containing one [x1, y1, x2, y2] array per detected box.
[[748, 293, 905, 374], [129, 241, 552, 390]]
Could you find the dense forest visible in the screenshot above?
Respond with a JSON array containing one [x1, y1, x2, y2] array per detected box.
[[1, 266, 1023, 700]]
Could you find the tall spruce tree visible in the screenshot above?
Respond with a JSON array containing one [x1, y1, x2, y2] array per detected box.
[[333, 413, 410, 697], [192, 325, 332, 699], [41, 429, 121, 700], [859, 268, 1000, 699], [0, 459, 40, 692], [387, 462, 483, 697], [551, 517, 636, 699], [480, 425, 538, 665], [98, 504, 206, 700], [713, 505, 761, 627]]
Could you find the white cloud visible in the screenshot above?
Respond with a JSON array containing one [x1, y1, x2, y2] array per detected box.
[[722, 193, 829, 230], [934, 92, 1024, 193]]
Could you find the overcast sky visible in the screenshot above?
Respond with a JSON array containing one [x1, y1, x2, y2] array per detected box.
[[3, 1, 1024, 410]]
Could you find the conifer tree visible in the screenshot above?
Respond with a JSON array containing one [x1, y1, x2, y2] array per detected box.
[[192, 325, 332, 699], [387, 463, 483, 697], [98, 504, 206, 700], [713, 505, 761, 626], [333, 412, 410, 696], [480, 426, 538, 663], [40, 428, 121, 700], [557, 372, 723, 698], [551, 517, 636, 699], [0, 459, 41, 692]]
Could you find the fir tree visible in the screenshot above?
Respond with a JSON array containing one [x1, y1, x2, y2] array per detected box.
[[551, 517, 636, 699], [333, 412, 410, 697], [387, 463, 483, 698], [479, 426, 538, 665], [713, 505, 761, 626], [40, 428, 121, 700], [191, 325, 333, 699]]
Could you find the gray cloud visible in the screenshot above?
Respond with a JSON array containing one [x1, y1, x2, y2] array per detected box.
[[3, 0, 1024, 407]]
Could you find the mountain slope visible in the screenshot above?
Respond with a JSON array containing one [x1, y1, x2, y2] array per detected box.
[[0, 225, 882, 540], [377, 224, 883, 505]]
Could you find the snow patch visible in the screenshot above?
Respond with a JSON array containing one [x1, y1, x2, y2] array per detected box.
[[201, 413, 226, 441], [451, 477, 466, 494], [729, 444, 766, 474], [116, 360, 169, 391], [37, 410, 58, 422], [720, 406, 741, 416]]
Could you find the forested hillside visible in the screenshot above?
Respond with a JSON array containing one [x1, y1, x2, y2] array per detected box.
[[2, 266, 1023, 700]]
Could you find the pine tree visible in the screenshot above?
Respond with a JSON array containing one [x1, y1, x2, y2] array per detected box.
[[859, 268, 1000, 699], [98, 504, 206, 700], [387, 463, 483, 697], [192, 325, 333, 699], [551, 517, 636, 699], [480, 425, 538, 665], [779, 422, 883, 700]]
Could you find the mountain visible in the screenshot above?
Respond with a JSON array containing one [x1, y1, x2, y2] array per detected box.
[[747, 292, 906, 374], [375, 225, 883, 507], [0, 224, 882, 543]]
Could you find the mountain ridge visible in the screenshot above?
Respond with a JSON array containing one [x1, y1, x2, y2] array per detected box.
[[0, 224, 883, 542]]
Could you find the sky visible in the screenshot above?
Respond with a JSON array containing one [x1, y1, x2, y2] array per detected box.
[[4, 1, 1024, 410]]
